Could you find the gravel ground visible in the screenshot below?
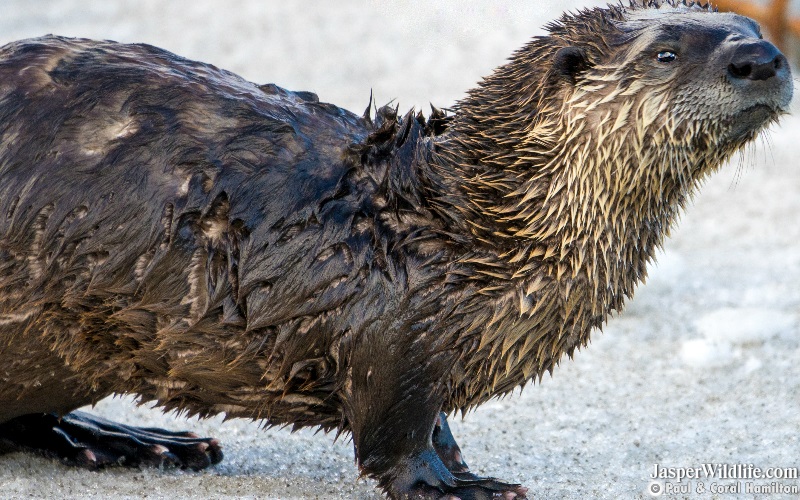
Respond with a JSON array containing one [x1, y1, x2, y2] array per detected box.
[[0, 1, 798, 499]]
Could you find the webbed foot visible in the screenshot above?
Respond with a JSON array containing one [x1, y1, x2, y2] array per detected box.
[[0, 411, 222, 470], [391, 448, 528, 500], [427, 412, 527, 498]]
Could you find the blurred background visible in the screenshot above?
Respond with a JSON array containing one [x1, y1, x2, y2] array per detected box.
[[0, 0, 606, 112], [0, 1, 797, 499], [0, 1, 798, 110]]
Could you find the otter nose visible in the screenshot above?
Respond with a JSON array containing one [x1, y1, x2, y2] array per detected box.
[[728, 40, 787, 81]]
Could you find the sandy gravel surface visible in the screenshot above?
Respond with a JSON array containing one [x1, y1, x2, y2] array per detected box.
[[0, 1, 798, 499]]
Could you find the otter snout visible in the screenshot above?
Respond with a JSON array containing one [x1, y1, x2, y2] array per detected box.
[[724, 38, 793, 110], [727, 40, 787, 82]]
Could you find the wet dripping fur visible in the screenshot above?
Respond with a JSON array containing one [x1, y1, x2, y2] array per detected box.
[[0, 1, 793, 498]]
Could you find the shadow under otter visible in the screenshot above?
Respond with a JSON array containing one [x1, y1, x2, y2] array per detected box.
[[0, 2, 792, 498]]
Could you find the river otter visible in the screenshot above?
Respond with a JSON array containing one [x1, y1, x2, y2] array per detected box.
[[0, 1, 793, 498]]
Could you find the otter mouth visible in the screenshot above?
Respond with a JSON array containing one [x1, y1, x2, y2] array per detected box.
[[723, 104, 781, 143]]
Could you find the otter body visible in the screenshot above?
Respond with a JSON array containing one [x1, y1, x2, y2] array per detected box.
[[0, 2, 792, 498]]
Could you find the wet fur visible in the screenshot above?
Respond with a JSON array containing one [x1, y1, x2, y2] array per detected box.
[[0, 1, 792, 497]]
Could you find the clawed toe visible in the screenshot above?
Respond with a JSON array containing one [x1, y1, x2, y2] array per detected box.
[[0, 411, 223, 471], [60, 411, 223, 470], [438, 476, 528, 500], [450, 473, 527, 495], [409, 477, 528, 500], [385, 448, 527, 500]]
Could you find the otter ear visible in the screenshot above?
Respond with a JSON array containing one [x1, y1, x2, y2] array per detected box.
[[552, 46, 589, 84]]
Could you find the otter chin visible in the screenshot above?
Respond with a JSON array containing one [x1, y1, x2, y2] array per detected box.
[[0, 1, 792, 499], [725, 105, 783, 143]]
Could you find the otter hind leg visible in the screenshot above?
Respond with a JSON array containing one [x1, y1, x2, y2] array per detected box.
[[0, 411, 223, 470]]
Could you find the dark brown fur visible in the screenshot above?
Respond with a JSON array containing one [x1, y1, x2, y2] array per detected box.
[[0, 1, 792, 498]]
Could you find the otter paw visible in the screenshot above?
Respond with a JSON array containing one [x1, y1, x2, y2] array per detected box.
[[0, 411, 222, 470], [407, 478, 528, 500], [387, 449, 527, 500], [441, 474, 528, 500]]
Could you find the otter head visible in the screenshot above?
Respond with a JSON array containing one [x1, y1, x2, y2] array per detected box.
[[436, 1, 793, 303], [443, 1, 792, 242], [547, 1, 793, 191]]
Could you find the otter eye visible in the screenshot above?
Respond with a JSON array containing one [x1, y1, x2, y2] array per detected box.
[[657, 51, 677, 63]]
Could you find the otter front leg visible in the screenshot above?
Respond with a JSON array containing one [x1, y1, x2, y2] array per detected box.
[[346, 341, 527, 499], [0, 411, 222, 470]]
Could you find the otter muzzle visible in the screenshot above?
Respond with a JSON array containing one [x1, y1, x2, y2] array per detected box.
[[728, 40, 787, 82], [725, 39, 793, 111]]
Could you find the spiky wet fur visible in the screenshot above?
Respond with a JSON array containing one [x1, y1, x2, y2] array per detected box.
[[0, 1, 792, 497]]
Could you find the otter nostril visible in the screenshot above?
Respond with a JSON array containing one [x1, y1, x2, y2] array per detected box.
[[728, 62, 752, 79]]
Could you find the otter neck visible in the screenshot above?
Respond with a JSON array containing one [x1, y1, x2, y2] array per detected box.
[[427, 74, 705, 312]]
